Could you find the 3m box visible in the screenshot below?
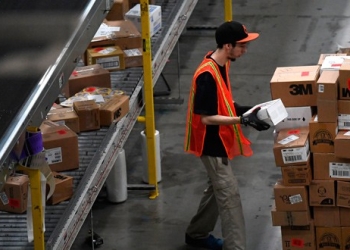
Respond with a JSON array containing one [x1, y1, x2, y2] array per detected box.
[[309, 180, 335, 206], [309, 115, 337, 153], [99, 95, 129, 126], [281, 221, 315, 250], [275, 106, 313, 132], [243, 98, 288, 126], [335, 131, 350, 159], [281, 158, 312, 186], [313, 153, 350, 180], [339, 59, 350, 100], [274, 181, 309, 211], [90, 20, 142, 50], [47, 172, 73, 205], [73, 100, 100, 132], [0, 175, 29, 214], [273, 127, 310, 167], [124, 48, 143, 68], [270, 65, 320, 107], [337, 181, 350, 208], [125, 4, 162, 37], [271, 206, 311, 226], [41, 121, 79, 172], [62, 64, 111, 98], [105, 0, 129, 21], [313, 207, 340, 227], [87, 46, 125, 71], [47, 107, 80, 133]]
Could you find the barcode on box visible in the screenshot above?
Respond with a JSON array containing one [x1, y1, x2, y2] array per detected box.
[[289, 194, 302, 204], [0, 192, 9, 205], [330, 162, 350, 178]]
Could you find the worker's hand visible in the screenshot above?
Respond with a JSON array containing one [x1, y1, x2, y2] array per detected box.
[[233, 102, 252, 116], [240, 107, 270, 131]]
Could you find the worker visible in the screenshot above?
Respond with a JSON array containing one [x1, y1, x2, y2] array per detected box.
[[184, 20, 270, 250]]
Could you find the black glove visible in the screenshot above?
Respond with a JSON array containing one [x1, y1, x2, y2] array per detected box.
[[234, 102, 253, 116], [240, 107, 271, 131]]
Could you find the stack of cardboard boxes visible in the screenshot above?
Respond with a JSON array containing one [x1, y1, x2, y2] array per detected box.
[[270, 53, 350, 250]]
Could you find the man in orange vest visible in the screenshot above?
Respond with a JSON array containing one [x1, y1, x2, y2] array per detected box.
[[184, 20, 270, 250]]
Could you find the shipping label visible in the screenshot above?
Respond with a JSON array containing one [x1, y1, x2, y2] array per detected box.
[[330, 162, 350, 178], [45, 147, 63, 165]]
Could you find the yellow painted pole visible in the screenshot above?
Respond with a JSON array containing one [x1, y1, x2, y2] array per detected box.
[[224, 0, 233, 21], [140, 0, 159, 199], [17, 165, 45, 250]]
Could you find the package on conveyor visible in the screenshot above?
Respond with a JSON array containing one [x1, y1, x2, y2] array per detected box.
[[47, 172, 73, 205], [62, 64, 111, 98], [46, 107, 80, 133], [73, 100, 100, 132], [87, 46, 125, 71], [270, 65, 320, 107], [0, 174, 29, 214], [40, 120, 79, 172], [105, 0, 129, 21], [124, 48, 143, 68], [125, 4, 162, 37]]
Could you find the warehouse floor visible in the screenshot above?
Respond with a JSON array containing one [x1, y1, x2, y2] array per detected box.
[[71, 1, 350, 249]]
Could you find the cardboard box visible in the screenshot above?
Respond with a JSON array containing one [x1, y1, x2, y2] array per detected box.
[[317, 99, 338, 123], [335, 131, 350, 159], [270, 65, 320, 107], [46, 107, 80, 133], [47, 172, 73, 205], [281, 221, 315, 250], [338, 115, 350, 130], [320, 55, 350, 72], [316, 227, 342, 250], [125, 4, 162, 37], [90, 20, 142, 50], [99, 95, 130, 126], [41, 121, 79, 172], [124, 48, 143, 68], [0, 175, 29, 214], [337, 181, 350, 208], [87, 46, 125, 71], [243, 98, 288, 126], [339, 59, 350, 100], [309, 115, 338, 153], [105, 0, 129, 21], [275, 106, 314, 132], [274, 181, 309, 211], [73, 100, 100, 132], [309, 180, 335, 206], [313, 207, 340, 227], [62, 64, 111, 98], [317, 54, 347, 65], [273, 127, 310, 167], [313, 153, 350, 180], [341, 227, 350, 250], [281, 158, 312, 186], [340, 207, 350, 226], [271, 206, 311, 226], [317, 70, 339, 100]]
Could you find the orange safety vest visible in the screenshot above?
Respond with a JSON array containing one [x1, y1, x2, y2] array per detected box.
[[184, 53, 253, 159]]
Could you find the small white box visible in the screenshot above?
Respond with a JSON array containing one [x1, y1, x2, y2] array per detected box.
[[243, 99, 288, 126], [125, 4, 162, 37], [275, 106, 313, 132], [321, 55, 350, 72]]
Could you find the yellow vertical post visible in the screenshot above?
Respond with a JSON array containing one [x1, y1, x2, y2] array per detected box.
[[224, 0, 233, 21], [140, 0, 159, 199], [17, 166, 45, 250]]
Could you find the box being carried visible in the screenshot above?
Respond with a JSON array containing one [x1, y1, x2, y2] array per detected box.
[[243, 98, 288, 126], [125, 4, 162, 37]]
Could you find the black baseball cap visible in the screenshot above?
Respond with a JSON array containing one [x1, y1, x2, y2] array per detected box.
[[215, 21, 259, 45]]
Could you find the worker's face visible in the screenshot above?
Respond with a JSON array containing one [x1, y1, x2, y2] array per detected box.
[[226, 42, 248, 61]]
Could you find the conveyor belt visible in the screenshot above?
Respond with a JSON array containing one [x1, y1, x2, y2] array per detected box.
[[0, 0, 198, 249]]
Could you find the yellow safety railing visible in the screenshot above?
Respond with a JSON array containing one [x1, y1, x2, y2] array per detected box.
[[138, 0, 159, 199]]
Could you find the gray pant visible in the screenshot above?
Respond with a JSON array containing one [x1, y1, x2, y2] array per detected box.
[[186, 156, 246, 250]]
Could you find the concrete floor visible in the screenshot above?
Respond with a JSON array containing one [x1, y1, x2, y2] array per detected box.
[[72, 1, 350, 249]]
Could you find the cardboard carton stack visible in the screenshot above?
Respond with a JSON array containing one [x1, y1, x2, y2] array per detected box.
[[270, 54, 350, 249]]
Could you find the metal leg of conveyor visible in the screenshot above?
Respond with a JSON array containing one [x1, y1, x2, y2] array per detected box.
[[85, 210, 103, 249], [154, 41, 184, 105]]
